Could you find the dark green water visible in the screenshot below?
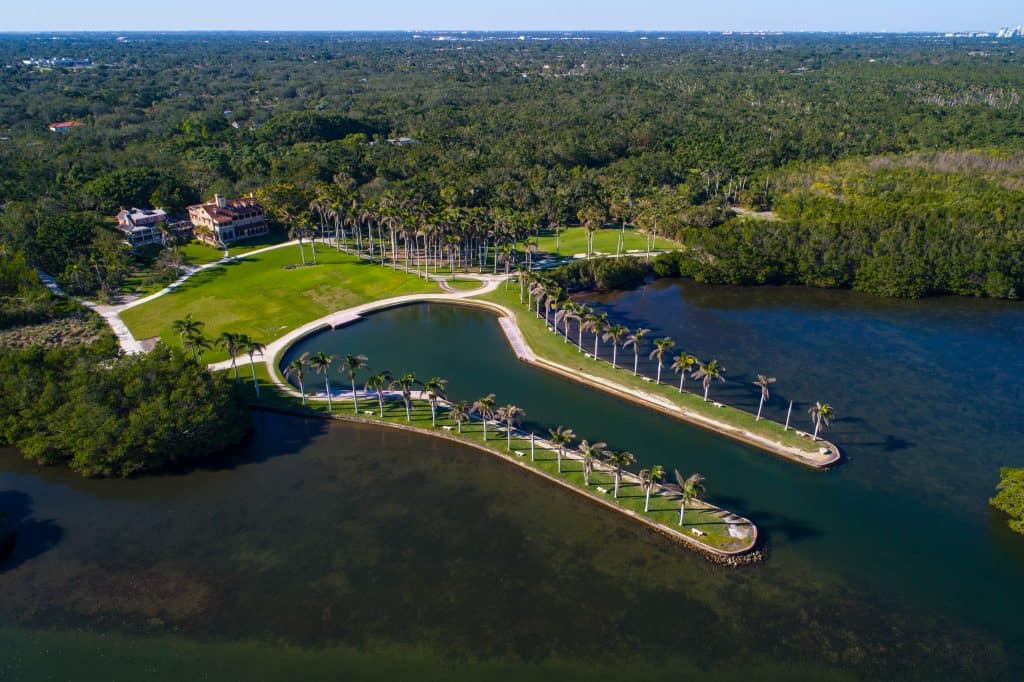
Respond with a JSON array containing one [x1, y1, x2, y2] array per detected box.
[[3, 281, 1023, 680]]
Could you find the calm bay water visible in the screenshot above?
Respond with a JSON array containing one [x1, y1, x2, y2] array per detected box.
[[3, 280, 1023, 680]]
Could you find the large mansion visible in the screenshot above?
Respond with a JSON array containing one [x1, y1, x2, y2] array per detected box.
[[187, 194, 268, 246]]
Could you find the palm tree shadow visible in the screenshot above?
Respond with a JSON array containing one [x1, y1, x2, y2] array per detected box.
[[709, 493, 822, 543], [0, 490, 64, 572]]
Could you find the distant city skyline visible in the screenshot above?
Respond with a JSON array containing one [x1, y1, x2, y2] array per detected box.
[[3, 1, 1022, 33]]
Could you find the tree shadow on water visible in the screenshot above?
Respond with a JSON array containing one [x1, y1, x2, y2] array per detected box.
[[0, 490, 64, 572], [712, 493, 822, 544]]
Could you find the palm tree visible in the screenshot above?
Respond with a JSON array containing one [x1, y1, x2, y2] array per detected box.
[[183, 331, 211, 363], [496, 404, 525, 450], [284, 353, 309, 406], [605, 450, 636, 499], [471, 393, 497, 440], [640, 464, 666, 512], [578, 439, 607, 487], [391, 372, 419, 422], [624, 327, 650, 375], [364, 371, 392, 417], [586, 311, 608, 358], [548, 426, 577, 474], [449, 400, 469, 433], [649, 337, 675, 384], [423, 376, 448, 427], [240, 335, 265, 399], [288, 224, 307, 265], [808, 402, 836, 440], [341, 354, 369, 413], [603, 324, 629, 369], [671, 353, 700, 393], [753, 374, 777, 421], [675, 471, 706, 527], [309, 352, 335, 412], [171, 314, 203, 346], [216, 331, 243, 381], [692, 359, 725, 402]]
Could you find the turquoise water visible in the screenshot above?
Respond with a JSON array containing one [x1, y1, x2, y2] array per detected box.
[[3, 280, 1023, 679]]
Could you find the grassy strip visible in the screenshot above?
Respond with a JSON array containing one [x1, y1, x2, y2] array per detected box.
[[532, 226, 681, 256], [121, 246, 439, 362], [445, 278, 489, 291], [475, 285, 828, 457], [236, 362, 754, 554]]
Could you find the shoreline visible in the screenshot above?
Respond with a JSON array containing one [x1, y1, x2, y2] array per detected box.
[[256, 291, 840, 469], [248, 402, 761, 563]]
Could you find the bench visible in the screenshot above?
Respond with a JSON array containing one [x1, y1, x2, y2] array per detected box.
[[690, 528, 706, 537], [442, 425, 454, 431], [596, 486, 608, 494], [363, 410, 375, 416], [514, 450, 526, 457]]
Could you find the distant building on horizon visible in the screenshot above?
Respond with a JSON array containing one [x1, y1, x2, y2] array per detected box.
[[187, 194, 267, 246], [47, 120, 84, 134]]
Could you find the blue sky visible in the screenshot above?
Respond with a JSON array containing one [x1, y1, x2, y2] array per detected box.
[[4, 1, 1022, 32]]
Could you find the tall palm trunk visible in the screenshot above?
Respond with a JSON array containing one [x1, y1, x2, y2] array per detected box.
[[612, 344, 618, 368], [633, 351, 639, 376], [614, 470, 621, 498], [230, 354, 239, 381], [644, 485, 652, 512], [297, 236, 306, 265], [324, 377, 333, 412], [678, 502, 686, 526], [657, 361, 663, 384], [350, 376, 359, 413], [757, 395, 765, 421], [298, 378, 306, 406], [377, 390, 385, 417]]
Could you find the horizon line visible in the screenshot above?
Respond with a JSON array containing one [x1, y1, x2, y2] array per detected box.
[[0, 28, 1016, 35]]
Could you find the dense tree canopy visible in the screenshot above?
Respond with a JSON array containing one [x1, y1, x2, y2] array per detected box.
[[0, 343, 251, 477], [1, 32, 1023, 298]]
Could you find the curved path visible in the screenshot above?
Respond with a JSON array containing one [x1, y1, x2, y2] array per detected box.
[[227, 282, 839, 469]]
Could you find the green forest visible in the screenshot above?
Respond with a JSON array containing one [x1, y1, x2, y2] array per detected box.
[[1, 32, 1023, 300]]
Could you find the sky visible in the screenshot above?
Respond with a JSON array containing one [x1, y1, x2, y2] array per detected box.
[[3, 1, 1022, 33]]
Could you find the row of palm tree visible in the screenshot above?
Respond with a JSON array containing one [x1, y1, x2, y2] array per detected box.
[[305, 185, 553, 277], [170, 315, 266, 398], [180, 321, 718, 529], [523, 275, 836, 439]]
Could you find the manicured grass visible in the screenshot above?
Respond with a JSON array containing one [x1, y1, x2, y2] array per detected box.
[[236, 362, 753, 554], [533, 226, 682, 257], [179, 242, 226, 266], [475, 284, 827, 457], [445, 278, 487, 291], [121, 246, 439, 362]]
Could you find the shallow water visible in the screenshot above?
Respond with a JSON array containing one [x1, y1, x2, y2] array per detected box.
[[3, 280, 1023, 679]]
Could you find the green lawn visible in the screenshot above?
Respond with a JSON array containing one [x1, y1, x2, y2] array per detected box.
[[445, 278, 487, 291], [533, 227, 682, 257], [179, 241, 226, 266], [474, 284, 828, 457], [237, 361, 753, 555], [121, 247, 439, 362]]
